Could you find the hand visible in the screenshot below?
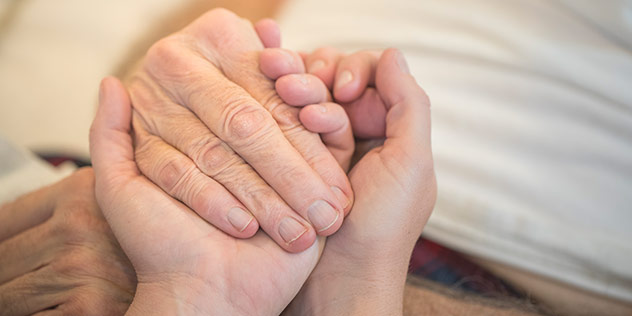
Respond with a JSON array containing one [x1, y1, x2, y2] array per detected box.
[[261, 48, 436, 315], [0, 168, 136, 316], [90, 77, 324, 315], [126, 9, 352, 252]]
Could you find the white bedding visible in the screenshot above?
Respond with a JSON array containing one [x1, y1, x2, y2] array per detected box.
[[278, 0, 632, 302]]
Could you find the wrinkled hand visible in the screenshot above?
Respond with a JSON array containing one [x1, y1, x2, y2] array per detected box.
[[126, 9, 352, 252], [261, 48, 437, 315], [90, 77, 324, 315], [0, 168, 136, 316]]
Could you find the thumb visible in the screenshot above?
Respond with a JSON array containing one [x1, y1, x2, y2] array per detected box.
[[89, 77, 138, 204], [376, 49, 432, 164]]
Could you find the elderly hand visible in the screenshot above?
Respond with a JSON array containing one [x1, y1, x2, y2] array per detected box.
[[90, 77, 324, 315], [260, 48, 437, 315], [126, 9, 352, 252], [0, 168, 136, 316]]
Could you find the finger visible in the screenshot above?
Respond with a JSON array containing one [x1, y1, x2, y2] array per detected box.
[[141, 43, 347, 236], [132, 123, 259, 238], [298, 51, 309, 63], [275, 74, 330, 106], [376, 48, 431, 161], [188, 15, 354, 215], [304, 47, 343, 90], [259, 48, 305, 80], [254, 18, 281, 48], [0, 266, 66, 316], [0, 222, 56, 285], [0, 184, 56, 242], [343, 87, 388, 139], [130, 80, 317, 251], [299, 102, 354, 174], [90, 77, 212, 263], [89, 76, 163, 255], [89, 77, 139, 196], [333, 51, 381, 103]]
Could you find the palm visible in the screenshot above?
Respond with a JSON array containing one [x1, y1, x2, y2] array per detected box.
[[101, 170, 322, 315], [310, 138, 431, 279]]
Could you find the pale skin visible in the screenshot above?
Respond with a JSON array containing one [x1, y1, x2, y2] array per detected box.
[[0, 8, 556, 315], [2, 4, 621, 314], [0, 45, 435, 315], [0, 8, 436, 315], [262, 46, 438, 316], [126, 9, 352, 253], [89, 12, 436, 314]]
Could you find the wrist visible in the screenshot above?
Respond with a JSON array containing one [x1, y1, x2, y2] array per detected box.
[[127, 277, 242, 316], [285, 261, 407, 316]]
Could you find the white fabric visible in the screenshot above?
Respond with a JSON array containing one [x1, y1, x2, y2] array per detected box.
[[278, 0, 632, 302], [1, 0, 630, 303], [0, 136, 75, 205], [0, 0, 197, 158]]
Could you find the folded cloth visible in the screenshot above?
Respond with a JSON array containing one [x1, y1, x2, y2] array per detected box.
[[278, 0, 632, 302]]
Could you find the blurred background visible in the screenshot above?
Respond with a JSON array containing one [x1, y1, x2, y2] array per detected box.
[[1, 1, 631, 315], [0, 0, 283, 158]]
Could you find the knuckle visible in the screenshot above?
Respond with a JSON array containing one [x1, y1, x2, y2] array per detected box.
[[270, 103, 302, 131], [52, 206, 96, 243], [194, 138, 236, 177], [155, 156, 196, 196], [192, 8, 246, 48], [144, 36, 195, 88], [201, 7, 238, 23], [145, 37, 181, 69], [134, 137, 196, 197], [259, 90, 304, 132], [223, 102, 273, 140]]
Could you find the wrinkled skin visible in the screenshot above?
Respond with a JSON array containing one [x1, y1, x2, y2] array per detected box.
[[0, 168, 136, 316]]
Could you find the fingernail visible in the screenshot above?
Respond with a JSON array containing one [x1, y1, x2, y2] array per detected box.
[[308, 59, 326, 73], [395, 50, 410, 74], [279, 217, 308, 244], [298, 75, 309, 86], [227, 207, 254, 232], [318, 103, 328, 113], [331, 186, 350, 210], [307, 200, 340, 232], [336, 70, 353, 90], [279, 49, 296, 68]]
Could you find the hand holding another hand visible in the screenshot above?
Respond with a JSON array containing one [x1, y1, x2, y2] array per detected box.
[[260, 48, 437, 315], [89, 9, 435, 315], [127, 9, 352, 252], [91, 77, 324, 316]]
